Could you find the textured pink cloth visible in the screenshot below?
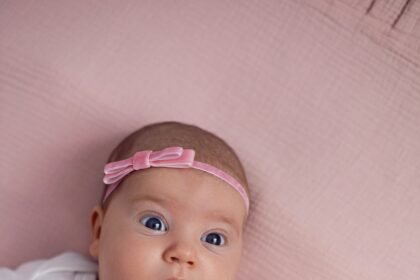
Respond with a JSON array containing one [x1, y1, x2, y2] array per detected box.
[[1, 1, 419, 279]]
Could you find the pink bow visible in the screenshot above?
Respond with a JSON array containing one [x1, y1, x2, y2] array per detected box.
[[103, 146, 195, 185], [101, 146, 250, 213]]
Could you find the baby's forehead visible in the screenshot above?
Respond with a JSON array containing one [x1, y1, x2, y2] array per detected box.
[[116, 168, 246, 218], [121, 168, 228, 198]]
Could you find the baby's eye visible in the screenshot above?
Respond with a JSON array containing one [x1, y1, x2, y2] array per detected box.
[[139, 215, 168, 232], [201, 232, 226, 246]]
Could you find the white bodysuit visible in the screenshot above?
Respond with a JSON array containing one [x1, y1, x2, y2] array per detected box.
[[0, 252, 98, 280]]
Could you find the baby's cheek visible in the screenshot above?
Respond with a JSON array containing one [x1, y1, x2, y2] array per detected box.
[[212, 246, 243, 280], [98, 231, 164, 280]]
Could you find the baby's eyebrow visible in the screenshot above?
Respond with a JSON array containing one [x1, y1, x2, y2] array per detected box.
[[129, 195, 169, 205], [205, 212, 241, 237]]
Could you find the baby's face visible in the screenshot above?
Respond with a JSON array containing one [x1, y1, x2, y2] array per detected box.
[[89, 167, 247, 280]]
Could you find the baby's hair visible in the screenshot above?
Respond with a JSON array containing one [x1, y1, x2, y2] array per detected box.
[[100, 121, 248, 212]]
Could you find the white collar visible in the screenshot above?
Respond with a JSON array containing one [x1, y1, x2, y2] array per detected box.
[[31, 252, 98, 280]]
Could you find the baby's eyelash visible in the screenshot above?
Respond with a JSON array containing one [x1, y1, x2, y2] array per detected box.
[[137, 214, 229, 247], [201, 232, 227, 246], [139, 214, 168, 232]]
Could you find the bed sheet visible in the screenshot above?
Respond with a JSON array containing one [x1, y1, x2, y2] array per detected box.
[[1, 1, 419, 279]]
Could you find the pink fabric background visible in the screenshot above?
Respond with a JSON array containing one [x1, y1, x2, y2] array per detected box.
[[1, 1, 419, 279]]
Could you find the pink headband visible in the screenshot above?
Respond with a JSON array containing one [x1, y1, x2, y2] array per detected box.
[[102, 146, 249, 212]]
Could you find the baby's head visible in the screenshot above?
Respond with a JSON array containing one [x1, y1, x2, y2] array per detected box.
[[89, 121, 250, 280]]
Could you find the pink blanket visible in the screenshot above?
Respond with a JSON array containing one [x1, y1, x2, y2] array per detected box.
[[1, 1, 419, 279]]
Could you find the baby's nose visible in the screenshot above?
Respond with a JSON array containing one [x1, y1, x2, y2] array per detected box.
[[163, 242, 197, 268], [169, 255, 195, 267]]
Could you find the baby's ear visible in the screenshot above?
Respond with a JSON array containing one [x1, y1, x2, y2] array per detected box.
[[89, 205, 104, 259]]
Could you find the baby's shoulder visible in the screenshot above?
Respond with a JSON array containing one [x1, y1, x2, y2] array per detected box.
[[0, 251, 98, 280]]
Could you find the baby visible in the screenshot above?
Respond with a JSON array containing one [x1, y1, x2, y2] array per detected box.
[[1, 121, 250, 280]]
